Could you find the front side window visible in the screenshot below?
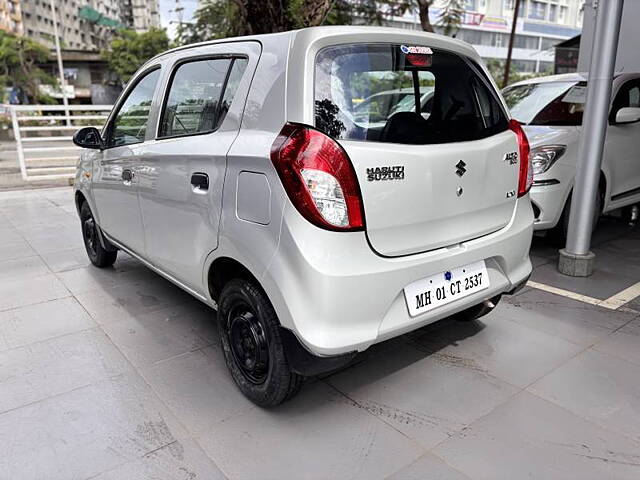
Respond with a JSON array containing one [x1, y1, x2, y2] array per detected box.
[[314, 44, 507, 144], [107, 68, 160, 148], [159, 57, 247, 138], [610, 80, 640, 122], [503, 81, 586, 125]]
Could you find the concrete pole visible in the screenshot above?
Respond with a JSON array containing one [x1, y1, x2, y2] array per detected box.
[[558, 0, 624, 277], [49, 0, 71, 126], [502, 0, 521, 88]]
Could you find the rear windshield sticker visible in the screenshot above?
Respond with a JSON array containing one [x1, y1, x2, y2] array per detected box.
[[562, 85, 587, 104], [400, 45, 433, 55]]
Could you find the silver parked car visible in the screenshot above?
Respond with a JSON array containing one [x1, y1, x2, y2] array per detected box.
[[73, 27, 534, 406]]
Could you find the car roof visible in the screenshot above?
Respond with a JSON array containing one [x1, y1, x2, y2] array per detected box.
[[506, 72, 588, 88], [507, 71, 640, 89], [145, 25, 479, 66]]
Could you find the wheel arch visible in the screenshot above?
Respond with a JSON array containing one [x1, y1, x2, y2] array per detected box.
[[208, 255, 356, 378], [562, 169, 608, 216], [207, 256, 263, 304], [74, 190, 87, 216], [599, 168, 610, 212]]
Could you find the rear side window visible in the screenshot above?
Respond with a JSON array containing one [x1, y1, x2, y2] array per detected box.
[[159, 57, 247, 138], [216, 58, 248, 129], [314, 44, 508, 144]]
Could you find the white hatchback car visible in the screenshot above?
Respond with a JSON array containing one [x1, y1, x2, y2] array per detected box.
[[73, 27, 533, 406], [503, 73, 640, 238]]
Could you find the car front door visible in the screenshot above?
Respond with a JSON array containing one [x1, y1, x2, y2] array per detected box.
[[93, 67, 162, 255], [136, 42, 259, 295], [606, 77, 640, 203]]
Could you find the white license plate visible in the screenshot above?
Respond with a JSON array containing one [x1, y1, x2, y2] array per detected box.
[[403, 260, 490, 317]]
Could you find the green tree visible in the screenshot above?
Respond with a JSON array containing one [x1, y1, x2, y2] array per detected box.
[[175, 0, 241, 44], [336, 1, 463, 35], [438, 0, 465, 36], [178, 0, 472, 46], [323, 1, 438, 32], [324, 1, 417, 27], [486, 58, 527, 88], [102, 28, 170, 83], [0, 31, 55, 103], [180, 0, 335, 44]]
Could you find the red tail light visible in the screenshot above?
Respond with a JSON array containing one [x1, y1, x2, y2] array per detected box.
[[270, 123, 365, 231], [509, 119, 532, 197]]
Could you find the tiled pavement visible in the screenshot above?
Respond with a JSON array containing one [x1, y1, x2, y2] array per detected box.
[[1, 187, 639, 480]]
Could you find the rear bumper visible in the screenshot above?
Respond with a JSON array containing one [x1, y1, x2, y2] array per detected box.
[[266, 198, 534, 357]]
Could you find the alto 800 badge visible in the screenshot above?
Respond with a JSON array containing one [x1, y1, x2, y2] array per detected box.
[[504, 151, 518, 165]]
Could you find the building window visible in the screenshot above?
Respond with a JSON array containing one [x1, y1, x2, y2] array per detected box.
[[512, 59, 537, 72], [529, 1, 547, 20], [504, 0, 527, 18], [514, 34, 540, 50], [558, 6, 567, 23], [538, 61, 554, 73], [540, 37, 560, 50], [549, 4, 557, 22]]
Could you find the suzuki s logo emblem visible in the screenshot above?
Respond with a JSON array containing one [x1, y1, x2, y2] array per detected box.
[[455, 160, 467, 177]]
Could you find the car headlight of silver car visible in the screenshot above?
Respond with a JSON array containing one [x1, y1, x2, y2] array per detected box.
[[529, 145, 566, 175]]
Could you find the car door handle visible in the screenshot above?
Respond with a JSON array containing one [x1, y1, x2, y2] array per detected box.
[[122, 169, 134, 183], [191, 172, 209, 193]]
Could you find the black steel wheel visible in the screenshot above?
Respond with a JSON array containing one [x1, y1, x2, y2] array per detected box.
[[218, 278, 302, 406], [80, 202, 117, 268], [82, 214, 98, 258], [228, 306, 270, 384]]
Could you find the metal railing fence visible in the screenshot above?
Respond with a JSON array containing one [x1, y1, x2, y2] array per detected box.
[[7, 104, 113, 181]]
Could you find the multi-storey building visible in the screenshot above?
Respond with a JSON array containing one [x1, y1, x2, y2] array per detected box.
[[0, 0, 23, 35], [20, 0, 160, 50], [17, 0, 160, 104], [120, 0, 160, 33], [383, 0, 584, 74], [21, 0, 124, 50]]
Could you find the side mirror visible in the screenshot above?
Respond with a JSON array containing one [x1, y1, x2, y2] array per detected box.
[[73, 127, 104, 149], [614, 107, 640, 125]]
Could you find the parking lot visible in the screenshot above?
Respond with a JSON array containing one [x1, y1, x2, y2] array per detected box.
[[1, 186, 639, 480]]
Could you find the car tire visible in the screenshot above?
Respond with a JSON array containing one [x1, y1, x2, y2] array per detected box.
[[218, 278, 303, 407], [80, 202, 117, 268], [454, 294, 501, 322], [550, 189, 602, 244]]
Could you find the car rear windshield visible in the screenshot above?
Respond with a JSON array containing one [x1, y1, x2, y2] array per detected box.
[[314, 43, 508, 144], [502, 81, 586, 126]]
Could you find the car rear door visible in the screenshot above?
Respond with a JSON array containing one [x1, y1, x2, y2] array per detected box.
[[136, 42, 260, 295], [93, 67, 162, 255], [313, 44, 521, 257]]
